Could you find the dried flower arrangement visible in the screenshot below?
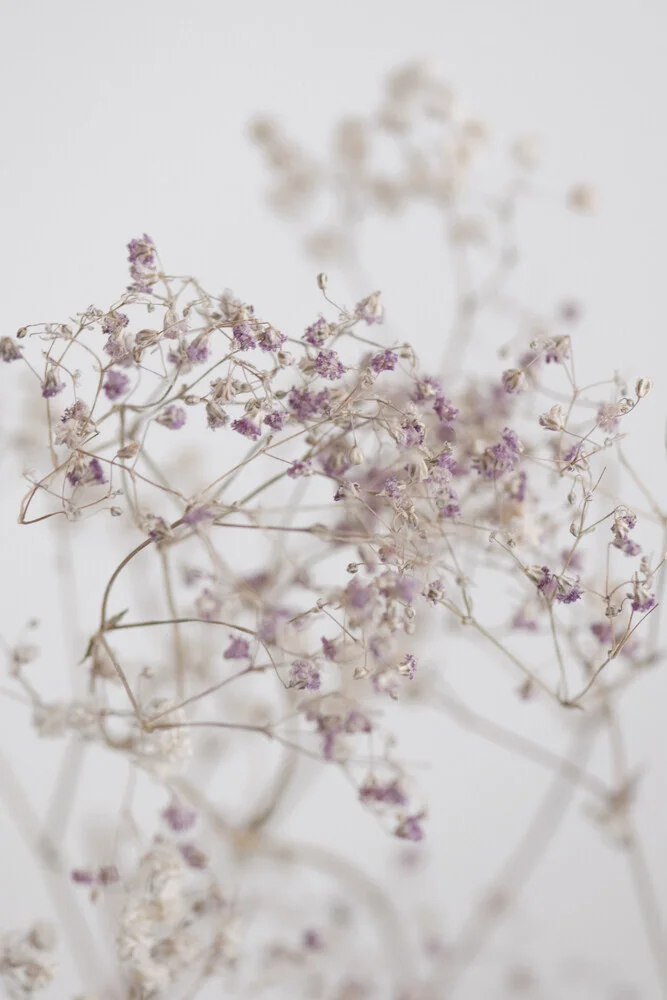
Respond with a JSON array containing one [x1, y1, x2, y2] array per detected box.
[[1, 62, 665, 1000]]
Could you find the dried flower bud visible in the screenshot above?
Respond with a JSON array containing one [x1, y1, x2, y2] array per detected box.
[[568, 184, 597, 213], [617, 397, 635, 415], [349, 445, 363, 465], [501, 368, 526, 394], [317, 272, 328, 291], [539, 404, 564, 431], [635, 378, 652, 399]]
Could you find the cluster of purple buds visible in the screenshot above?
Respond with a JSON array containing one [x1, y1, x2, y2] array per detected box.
[[66, 455, 107, 488], [156, 404, 187, 430], [472, 428, 522, 480], [288, 660, 321, 691], [306, 706, 372, 760], [314, 348, 346, 381], [41, 368, 66, 398], [527, 565, 583, 604], [127, 233, 158, 294], [232, 322, 256, 351], [162, 801, 197, 833], [103, 368, 131, 402], [303, 317, 331, 347], [231, 416, 262, 440], [370, 349, 398, 373], [611, 507, 641, 557]]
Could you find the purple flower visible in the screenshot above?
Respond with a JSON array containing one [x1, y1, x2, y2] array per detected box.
[[304, 317, 330, 346], [103, 369, 130, 401], [383, 475, 401, 499], [320, 447, 351, 478], [398, 653, 417, 679], [433, 394, 459, 424], [67, 456, 107, 487], [512, 611, 538, 631], [501, 368, 526, 394], [256, 325, 286, 351], [232, 322, 256, 351], [231, 416, 261, 440], [472, 428, 522, 480], [321, 636, 337, 661], [370, 349, 398, 373], [424, 580, 445, 605], [355, 291, 384, 325], [0, 337, 22, 362], [71, 869, 95, 885], [614, 537, 641, 557], [101, 312, 129, 337], [628, 590, 656, 613], [179, 843, 207, 869], [556, 581, 582, 604], [545, 336, 570, 364], [287, 459, 312, 478], [288, 660, 321, 691], [343, 709, 372, 733], [264, 410, 286, 431], [41, 369, 66, 398], [288, 387, 330, 421], [535, 566, 559, 602], [162, 801, 197, 833], [71, 865, 119, 886], [127, 234, 156, 267], [127, 233, 158, 293], [412, 376, 442, 401], [401, 415, 425, 448], [360, 778, 408, 807], [182, 503, 219, 525], [186, 333, 210, 365], [223, 636, 250, 659], [392, 576, 419, 603], [591, 622, 613, 645], [344, 578, 374, 611], [104, 334, 133, 366], [395, 813, 425, 842], [437, 489, 460, 519], [156, 405, 186, 430], [314, 349, 345, 381]]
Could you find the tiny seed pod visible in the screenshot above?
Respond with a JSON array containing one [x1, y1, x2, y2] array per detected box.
[[346, 562, 359, 574], [349, 445, 363, 465], [317, 272, 328, 291], [636, 377, 652, 399]]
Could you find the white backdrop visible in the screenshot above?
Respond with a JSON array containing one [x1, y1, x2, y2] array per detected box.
[[1, 2, 666, 998]]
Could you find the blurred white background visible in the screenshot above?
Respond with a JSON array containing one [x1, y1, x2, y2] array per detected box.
[[1, 1, 667, 998]]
